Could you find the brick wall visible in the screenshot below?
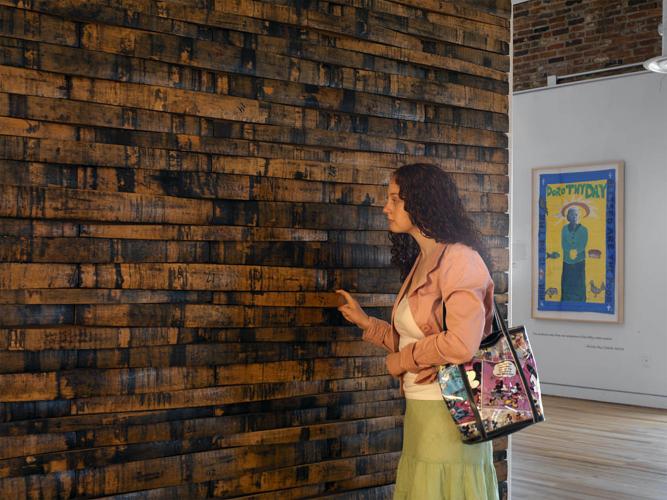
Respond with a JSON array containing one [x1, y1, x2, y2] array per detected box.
[[513, 0, 662, 91]]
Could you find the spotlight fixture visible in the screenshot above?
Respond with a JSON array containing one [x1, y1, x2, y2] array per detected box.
[[643, 0, 667, 73]]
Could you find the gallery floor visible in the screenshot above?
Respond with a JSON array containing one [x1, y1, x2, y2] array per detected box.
[[511, 395, 667, 499]]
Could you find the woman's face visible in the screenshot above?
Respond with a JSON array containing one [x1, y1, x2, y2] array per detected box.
[[383, 178, 415, 233]]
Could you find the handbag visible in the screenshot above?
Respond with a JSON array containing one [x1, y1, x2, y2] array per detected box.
[[437, 299, 545, 443]]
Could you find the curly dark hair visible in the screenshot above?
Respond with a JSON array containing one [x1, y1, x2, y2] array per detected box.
[[388, 163, 492, 280]]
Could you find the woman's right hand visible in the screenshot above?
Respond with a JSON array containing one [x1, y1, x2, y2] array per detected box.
[[335, 289, 371, 330]]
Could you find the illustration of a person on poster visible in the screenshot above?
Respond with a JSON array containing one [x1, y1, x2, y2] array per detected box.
[[541, 180, 604, 308], [560, 206, 588, 301]]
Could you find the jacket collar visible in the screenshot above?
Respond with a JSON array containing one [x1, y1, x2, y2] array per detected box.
[[393, 241, 448, 309]]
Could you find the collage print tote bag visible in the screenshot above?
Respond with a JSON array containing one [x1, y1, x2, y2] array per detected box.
[[437, 300, 545, 443]]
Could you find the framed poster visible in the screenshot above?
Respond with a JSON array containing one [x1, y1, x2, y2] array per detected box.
[[532, 161, 624, 322]]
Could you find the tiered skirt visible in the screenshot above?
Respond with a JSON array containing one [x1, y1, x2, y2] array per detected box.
[[393, 399, 499, 500]]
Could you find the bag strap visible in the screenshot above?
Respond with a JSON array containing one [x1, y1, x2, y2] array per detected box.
[[442, 296, 508, 342]]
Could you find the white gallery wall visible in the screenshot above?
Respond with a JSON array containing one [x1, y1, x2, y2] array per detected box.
[[511, 71, 667, 408]]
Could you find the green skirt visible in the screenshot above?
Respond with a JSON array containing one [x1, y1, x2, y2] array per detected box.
[[394, 399, 499, 500]]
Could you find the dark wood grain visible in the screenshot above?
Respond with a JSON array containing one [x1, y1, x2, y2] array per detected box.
[[0, 0, 510, 496]]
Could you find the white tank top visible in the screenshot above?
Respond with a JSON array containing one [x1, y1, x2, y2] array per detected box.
[[395, 296, 443, 400]]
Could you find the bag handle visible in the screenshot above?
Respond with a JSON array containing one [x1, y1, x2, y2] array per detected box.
[[442, 297, 508, 349]]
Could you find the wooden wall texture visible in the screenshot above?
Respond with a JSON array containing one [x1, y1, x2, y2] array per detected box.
[[0, 0, 511, 498]]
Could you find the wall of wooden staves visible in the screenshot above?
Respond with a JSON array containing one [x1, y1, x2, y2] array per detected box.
[[0, 0, 511, 498]]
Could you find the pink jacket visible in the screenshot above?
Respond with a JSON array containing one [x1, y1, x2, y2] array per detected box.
[[362, 241, 494, 384]]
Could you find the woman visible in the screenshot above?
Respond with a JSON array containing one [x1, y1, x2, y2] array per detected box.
[[336, 163, 499, 499]]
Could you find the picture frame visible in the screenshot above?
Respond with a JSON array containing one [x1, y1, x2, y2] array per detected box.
[[531, 161, 624, 322]]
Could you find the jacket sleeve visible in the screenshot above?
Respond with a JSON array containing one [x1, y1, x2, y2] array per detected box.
[[362, 316, 399, 353], [397, 248, 493, 370]]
